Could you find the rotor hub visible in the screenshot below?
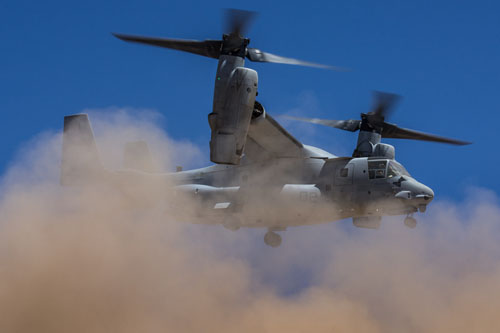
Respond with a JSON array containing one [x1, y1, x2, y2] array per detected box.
[[221, 34, 249, 58]]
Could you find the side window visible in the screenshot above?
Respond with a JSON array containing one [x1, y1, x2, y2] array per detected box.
[[368, 161, 387, 179], [340, 168, 349, 177]]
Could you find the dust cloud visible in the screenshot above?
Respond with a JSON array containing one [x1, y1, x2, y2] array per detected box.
[[0, 110, 499, 332]]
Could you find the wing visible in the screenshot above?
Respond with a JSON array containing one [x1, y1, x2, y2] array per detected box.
[[244, 112, 304, 161]]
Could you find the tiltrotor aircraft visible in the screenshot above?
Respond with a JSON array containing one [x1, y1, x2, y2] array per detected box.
[[61, 10, 469, 247]]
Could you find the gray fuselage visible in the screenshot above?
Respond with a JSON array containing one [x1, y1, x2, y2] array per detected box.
[[171, 145, 434, 229]]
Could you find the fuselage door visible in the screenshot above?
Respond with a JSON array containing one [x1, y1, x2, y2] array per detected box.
[[334, 163, 354, 185], [331, 162, 354, 207]]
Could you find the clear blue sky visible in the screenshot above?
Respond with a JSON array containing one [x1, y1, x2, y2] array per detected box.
[[1, 0, 499, 200]]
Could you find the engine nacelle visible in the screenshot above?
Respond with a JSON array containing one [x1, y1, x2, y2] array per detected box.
[[373, 143, 395, 159], [209, 63, 258, 165], [353, 131, 395, 159]]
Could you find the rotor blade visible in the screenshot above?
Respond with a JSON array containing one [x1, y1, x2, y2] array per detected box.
[[283, 116, 361, 132], [369, 91, 401, 119], [382, 123, 471, 145], [225, 9, 256, 36], [247, 48, 349, 71], [113, 33, 222, 59]]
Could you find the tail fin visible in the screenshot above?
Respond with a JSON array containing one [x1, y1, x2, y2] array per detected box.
[[123, 140, 155, 172], [61, 114, 104, 186]]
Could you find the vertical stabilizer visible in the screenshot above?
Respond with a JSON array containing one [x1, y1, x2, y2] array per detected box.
[[61, 114, 103, 186], [123, 140, 155, 172]]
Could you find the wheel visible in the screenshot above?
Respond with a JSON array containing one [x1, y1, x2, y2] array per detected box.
[[264, 231, 282, 247], [404, 216, 417, 229]]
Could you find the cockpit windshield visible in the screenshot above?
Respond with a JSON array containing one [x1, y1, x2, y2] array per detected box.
[[368, 160, 411, 179], [387, 161, 411, 178]]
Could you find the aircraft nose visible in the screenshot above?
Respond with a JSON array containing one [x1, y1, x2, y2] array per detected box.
[[416, 184, 434, 203], [396, 179, 434, 205]]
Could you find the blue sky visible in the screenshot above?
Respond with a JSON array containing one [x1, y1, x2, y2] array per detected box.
[[1, 0, 499, 200]]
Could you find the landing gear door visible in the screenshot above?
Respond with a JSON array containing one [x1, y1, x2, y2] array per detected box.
[[334, 164, 354, 185]]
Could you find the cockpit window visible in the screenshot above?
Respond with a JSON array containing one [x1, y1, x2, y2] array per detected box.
[[387, 164, 397, 178], [368, 160, 387, 179], [388, 161, 411, 178]]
